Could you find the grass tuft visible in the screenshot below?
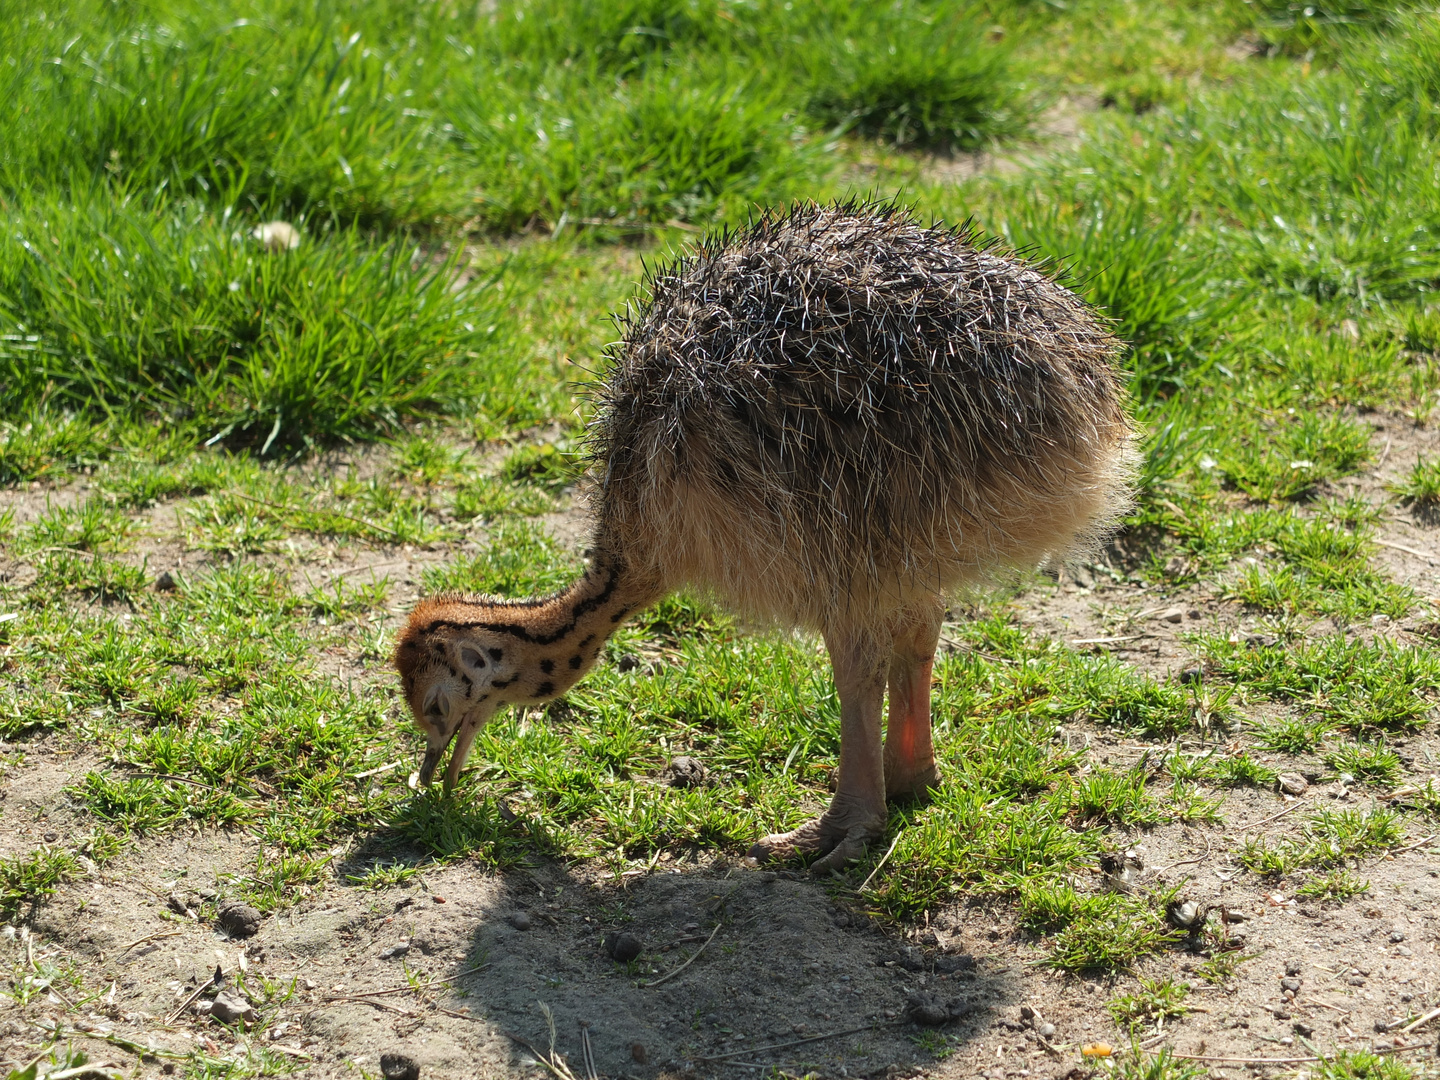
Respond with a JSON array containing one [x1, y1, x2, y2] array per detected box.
[[1108, 977, 1191, 1030]]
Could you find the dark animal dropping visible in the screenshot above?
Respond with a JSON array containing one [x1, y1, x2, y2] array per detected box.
[[217, 902, 261, 939], [380, 1053, 421, 1080], [663, 756, 707, 789], [604, 932, 643, 963]]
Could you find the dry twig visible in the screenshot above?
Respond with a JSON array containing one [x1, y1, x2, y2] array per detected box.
[[1399, 1006, 1440, 1034], [119, 930, 183, 954], [165, 968, 219, 1025], [640, 921, 722, 988], [1243, 800, 1303, 832], [1375, 538, 1437, 562], [579, 1021, 599, 1080], [697, 1023, 885, 1062]]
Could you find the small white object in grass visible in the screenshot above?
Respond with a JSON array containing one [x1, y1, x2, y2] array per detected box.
[[252, 220, 302, 252], [1198, 456, 1217, 470], [228, 281, 241, 292], [1289, 460, 1314, 470], [0, 612, 17, 624]]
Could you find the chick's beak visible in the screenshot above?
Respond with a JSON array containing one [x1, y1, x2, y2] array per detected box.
[[417, 727, 456, 788]]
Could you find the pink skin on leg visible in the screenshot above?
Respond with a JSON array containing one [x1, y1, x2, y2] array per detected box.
[[748, 626, 890, 873], [883, 609, 943, 799]]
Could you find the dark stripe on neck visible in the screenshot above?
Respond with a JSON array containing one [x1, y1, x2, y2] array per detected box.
[[416, 562, 626, 646]]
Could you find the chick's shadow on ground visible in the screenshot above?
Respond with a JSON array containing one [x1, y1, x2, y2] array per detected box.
[[323, 831, 1017, 1078]]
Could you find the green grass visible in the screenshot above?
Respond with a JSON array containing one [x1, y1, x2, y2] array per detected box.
[[1108, 977, 1191, 1031], [2, 0, 1440, 1006], [1105, 1048, 1208, 1080], [1296, 868, 1371, 901], [1016, 883, 1180, 972], [1392, 456, 1440, 506], [1315, 1050, 1418, 1080], [1240, 806, 1406, 876], [0, 195, 534, 450]]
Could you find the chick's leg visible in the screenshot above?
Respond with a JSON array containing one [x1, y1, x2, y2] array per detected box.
[[748, 625, 889, 873], [883, 605, 943, 800]]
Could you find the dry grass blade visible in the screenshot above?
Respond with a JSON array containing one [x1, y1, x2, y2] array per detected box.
[[579, 1021, 598, 1080], [858, 833, 903, 893], [118, 930, 182, 954], [639, 921, 722, 988], [1399, 1006, 1440, 1033], [321, 962, 492, 1002], [697, 1023, 886, 1062], [1243, 801, 1303, 832], [164, 973, 217, 1025]]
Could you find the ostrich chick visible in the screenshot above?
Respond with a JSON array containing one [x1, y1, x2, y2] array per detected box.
[[395, 202, 1135, 872]]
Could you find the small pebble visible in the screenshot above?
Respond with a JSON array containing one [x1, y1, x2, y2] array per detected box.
[[217, 902, 262, 939], [380, 1053, 421, 1080], [1390, 930, 1405, 942], [1293, 1022, 1314, 1037], [432, 895, 445, 904], [380, 943, 410, 960], [507, 911, 533, 931], [604, 932, 643, 963], [1178, 666, 1203, 684], [1285, 959, 1302, 976], [1281, 977, 1301, 993], [210, 990, 258, 1025], [631, 1043, 648, 1064], [1038, 1022, 1056, 1038], [155, 570, 178, 592]]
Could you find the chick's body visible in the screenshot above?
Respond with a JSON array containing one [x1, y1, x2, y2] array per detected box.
[[592, 203, 1135, 633]]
